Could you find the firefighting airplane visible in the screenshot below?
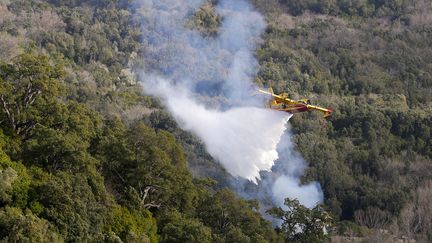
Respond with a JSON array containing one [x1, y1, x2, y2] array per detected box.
[[258, 87, 333, 118]]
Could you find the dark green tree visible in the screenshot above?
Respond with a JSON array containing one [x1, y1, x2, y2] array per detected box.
[[0, 54, 64, 139], [197, 189, 279, 243]]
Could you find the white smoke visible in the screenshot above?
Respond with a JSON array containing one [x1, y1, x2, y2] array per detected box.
[[135, 0, 323, 208], [272, 176, 323, 208], [270, 131, 324, 209]]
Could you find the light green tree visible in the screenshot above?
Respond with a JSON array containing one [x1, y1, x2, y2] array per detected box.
[[268, 198, 333, 243]]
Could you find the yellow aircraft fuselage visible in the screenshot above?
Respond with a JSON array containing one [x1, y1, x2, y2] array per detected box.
[[258, 88, 333, 118]]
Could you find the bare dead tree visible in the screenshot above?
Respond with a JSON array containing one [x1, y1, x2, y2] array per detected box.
[[398, 180, 432, 242], [354, 207, 392, 229], [136, 183, 162, 210]]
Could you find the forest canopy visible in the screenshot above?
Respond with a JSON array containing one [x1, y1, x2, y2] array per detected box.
[[0, 0, 431, 242]]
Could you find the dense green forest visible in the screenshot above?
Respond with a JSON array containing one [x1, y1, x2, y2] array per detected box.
[[0, 0, 431, 242]]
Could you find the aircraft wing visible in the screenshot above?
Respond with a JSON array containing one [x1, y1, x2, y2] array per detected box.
[[257, 89, 281, 98], [307, 105, 333, 118], [257, 88, 296, 103]]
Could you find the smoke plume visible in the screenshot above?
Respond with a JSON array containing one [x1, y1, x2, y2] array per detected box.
[[135, 0, 323, 209]]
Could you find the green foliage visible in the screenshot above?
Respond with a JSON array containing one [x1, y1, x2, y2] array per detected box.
[[22, 101, 102, 171], [110, 205, 157, 243], [0, 146, 30, 209], [197, 189, 279, 242], [29, 170, 113, 242], [96, 121, 197, 212], [158, 209, 212, 243], [0, 167, 17, 204], [187, 1, 222, 37], [268, 198, 333, 243], [0, 53, 65, 139], [0, 206, 63, 242], [0, 0, 431, 241]]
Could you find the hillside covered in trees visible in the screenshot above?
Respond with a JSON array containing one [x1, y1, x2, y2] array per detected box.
[[0, 0, 431, 242]]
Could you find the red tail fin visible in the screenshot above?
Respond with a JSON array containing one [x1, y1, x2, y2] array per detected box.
[[324, 107, 333, 118]]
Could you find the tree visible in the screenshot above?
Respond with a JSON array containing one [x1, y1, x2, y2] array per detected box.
[[398, 180, 432, 242], [31, 170, 113, 242], [354, 207, 392, 229], [110, 205, 157, 243], [22, 101, 102, 171], [0, 206, 62, 242], [0, 53, 64, 139], [268, 198, 333, 243], [96, 121, 197, 212], [197, 189, 278, 242], [158, 209, 212, 243], [0, 138, 30, 208]]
